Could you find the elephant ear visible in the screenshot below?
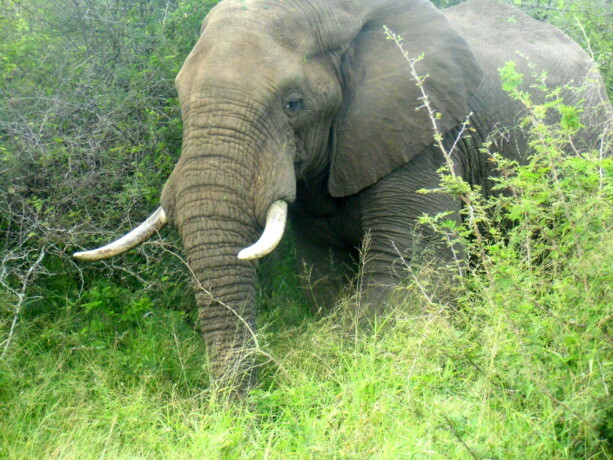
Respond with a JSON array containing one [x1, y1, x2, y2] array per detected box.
[[328, 1, 483, 197]]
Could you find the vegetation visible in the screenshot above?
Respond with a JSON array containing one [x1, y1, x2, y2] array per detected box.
[[1, 0, 611, 457]]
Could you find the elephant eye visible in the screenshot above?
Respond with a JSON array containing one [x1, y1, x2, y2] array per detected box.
[[284, 97, 304, 115]]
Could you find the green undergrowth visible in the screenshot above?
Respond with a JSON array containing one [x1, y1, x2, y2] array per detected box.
[[1, 253, 609, 458]]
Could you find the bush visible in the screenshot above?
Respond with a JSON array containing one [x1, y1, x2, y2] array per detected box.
[[0, 0, 218, 359]]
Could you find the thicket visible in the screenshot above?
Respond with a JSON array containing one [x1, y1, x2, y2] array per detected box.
[[0, 0, 218, 351], [1, 0, 611, 457]]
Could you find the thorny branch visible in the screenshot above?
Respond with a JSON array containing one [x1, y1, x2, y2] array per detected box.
[[384, 26, 495, 284], [1, 248, 47, 358]]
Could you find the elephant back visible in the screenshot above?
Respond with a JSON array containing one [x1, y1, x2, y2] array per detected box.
[[445, 0, 611, 155]]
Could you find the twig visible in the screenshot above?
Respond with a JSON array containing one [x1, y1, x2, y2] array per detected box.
[[442, 415, 480, 460], [1, 249, 46, 359], [384, 27, 494, 284]]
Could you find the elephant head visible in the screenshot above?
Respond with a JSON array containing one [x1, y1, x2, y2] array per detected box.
[[75, 0, 481, 385]]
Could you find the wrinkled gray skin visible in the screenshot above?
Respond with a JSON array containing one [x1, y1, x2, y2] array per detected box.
[[146, 0, 609, 384]]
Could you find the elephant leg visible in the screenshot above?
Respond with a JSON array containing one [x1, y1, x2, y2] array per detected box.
[[354, 154, 465, 315], [293, 221, 358, 315]]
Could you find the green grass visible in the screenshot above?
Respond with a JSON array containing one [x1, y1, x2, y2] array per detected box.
[[1, 303, 609, 458]]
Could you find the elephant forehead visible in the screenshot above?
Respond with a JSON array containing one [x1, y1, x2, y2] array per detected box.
[[205, 2, 312, 53], [205, 0, 359, 55], [176, 30, 302, 102]]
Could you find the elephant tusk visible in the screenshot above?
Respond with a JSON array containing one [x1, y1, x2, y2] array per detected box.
[[238, 200, 287, 260], [73, 207, 168, 261]]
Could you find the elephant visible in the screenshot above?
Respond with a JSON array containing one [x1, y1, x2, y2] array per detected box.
[[74, 0, 611, 386]]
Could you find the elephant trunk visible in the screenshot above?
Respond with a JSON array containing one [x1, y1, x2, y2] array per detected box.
[[177, 175, 259, 386], [170, 104, 294, 386], [176, 151, 257, 383], [185, 227, 258, 386]]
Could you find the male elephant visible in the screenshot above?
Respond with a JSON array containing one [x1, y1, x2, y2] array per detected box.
[[75, 0, 610, 385]]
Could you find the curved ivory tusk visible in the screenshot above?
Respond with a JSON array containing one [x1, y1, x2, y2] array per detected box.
[[238, 200, 288, 260], [73, 207, 167, 261]]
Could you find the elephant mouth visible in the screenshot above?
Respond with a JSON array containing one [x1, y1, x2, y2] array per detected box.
[[73, 200, 288, 262]]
